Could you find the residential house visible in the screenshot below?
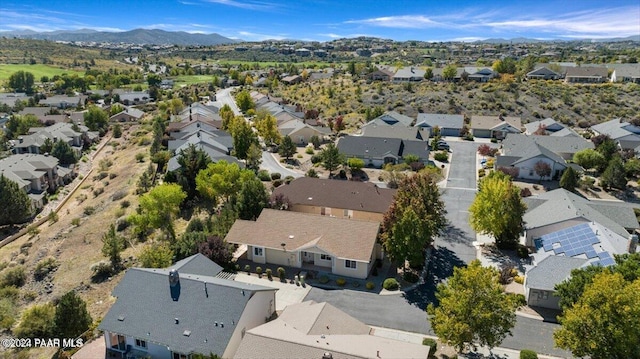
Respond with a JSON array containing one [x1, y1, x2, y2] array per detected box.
[[225, 209, 381, 279], [564, 66, 608, 83], [234, 301, 431, 359], [0, 154, 65, 210], [0, 92, 28, 108], [39, 95, 87, 109], [361, 111, 415, 128], [368, 69, 394, 81], [99, 254, 278, 359], [167, 128, 241, 172], [431, 67, 466, 82], [525, 67, 562, 80], [463, 67, 497, 82], [416, 113, 465, 137], [470, 115, 522, 139], [13, 122, 90, 156], [278, 118, 332, 145], [281, 75, 302, 85], [392, 67, 425, 82], [610, 64, 640, 83], [272, 177, 396, 222], [360, 124, 429, 141], [524, 118, 566, 135], [109, 107, 145, 123], [179, 102, 220, 118], [337, 136, 429, 168], [591, 118, 640, 150], [113, 90, 150, 105]]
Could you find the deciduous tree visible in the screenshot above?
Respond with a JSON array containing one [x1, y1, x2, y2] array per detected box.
[[195, 160, 255, 204], [381, 173, 447, 268], [0, 174, 32, 225], [198, 235, 234, 268], [320, 143, 344, 178], [469, 171, 526, 249], [278, 135, 297, 161], [443, 65, 457, 80], [254, 111, 281, 145], [8, 71, 35, 93], [138, 242, 174, 268], [573, 148, 605, 171], [427, 260, 519, 352], [234, 90, 255, 112], [235, 177, 269, 221], [533, 160, 551, 181], [246, 143, 263, 172], [231, 119, 258, 160], [135, 183, 186, 241], [83, 105, 109, 132]]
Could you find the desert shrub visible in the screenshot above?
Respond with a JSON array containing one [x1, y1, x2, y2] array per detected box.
[[76, 193, 88, 203], [365, 281, 375, 290], [120, 200, 130, 208], [284, 175, 294, 184], [485, 158, 495, 168], [94, 172, 108, 181], [520, 187, 532, 197], [137, 136, 151, 146], [111, 190, 127, 202], [0, 298, 16, 329], [114, 208, 125, 218], [520, 349, 538, 359], [0, 266, 26, 288], [296, 154, 303, 159], [514, 275, 524, 284], [13, 303, 56, 339], [422, 338, 437, 357], [434, 152, 448, 162], [336, 278, 346, 286], [499, 265, 514, 285], [270, 172, 282, 180], [90, 261, 113, 279], [273, 179, 283, 187], [0, 286, 19, 300], [491, 138, 498, 143], [306, 168, 319, 178], [310, 154, 322, 164], [109, 172, 118, 179], [403, 271, 419, 283], [277, 267, 286, 281], [84, 206, 96, 216], [318, 275, 329, 284], [383, 278, 399, 291], [93, 188, 104, 197], [34, 257, 59, 281], [135, 153, 145, 162], [305, 147, 314, 154], [71, 218, 81, 226], [48, 211, 59, 224], [257, 170, 271, 181]]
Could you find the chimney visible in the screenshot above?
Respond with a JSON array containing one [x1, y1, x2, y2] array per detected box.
[[629, 234, 638, 254], [169, 269, 180, 287], [322, 353, 333, 359]]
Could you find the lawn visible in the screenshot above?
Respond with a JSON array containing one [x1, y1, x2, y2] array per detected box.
[[0, 64, 84, 82], [173, 74, 217, 86]]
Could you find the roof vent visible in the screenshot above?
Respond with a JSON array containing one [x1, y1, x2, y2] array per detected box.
[[169, 269, 180, 287], [174, 318, 179, 324], [322, 352, 333, 359], [308, 197, 313, 201], [289, 235, 294, 239], [117, 315, 125, 322], [183, 330, 191, 337]]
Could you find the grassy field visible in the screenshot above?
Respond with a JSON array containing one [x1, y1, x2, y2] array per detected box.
[[0, 64, 84, 82], [173, 74, 217, 86]]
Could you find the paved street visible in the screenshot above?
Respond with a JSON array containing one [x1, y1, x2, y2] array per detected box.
[[216, 87, 241, 115], [260, 151, 303, 178]]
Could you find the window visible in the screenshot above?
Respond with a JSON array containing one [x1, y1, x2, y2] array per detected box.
[[343, 209, 349, 217], [345, 260, 357, 269], [135, 339, 147, 349], [172, 353, 188, 359], [109, 333, 126, 351], [253, 247, 263, 257], [320, 254, 332, 261]]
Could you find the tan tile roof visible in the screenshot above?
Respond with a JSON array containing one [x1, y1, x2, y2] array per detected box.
[[471, 115, 522, 131], [225, 209, 380, 262], [273, 177, 396, 214], [278, 301, 371, 335]]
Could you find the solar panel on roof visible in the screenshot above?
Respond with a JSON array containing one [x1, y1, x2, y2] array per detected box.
[[538, 223, 602, 259]]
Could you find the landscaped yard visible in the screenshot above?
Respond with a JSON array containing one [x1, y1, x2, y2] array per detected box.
[[0, 64, 84, 82]]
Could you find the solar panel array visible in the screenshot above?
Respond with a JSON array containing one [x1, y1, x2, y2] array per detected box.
[[594, 252, 616, 267], [538, 223, 600, 258]]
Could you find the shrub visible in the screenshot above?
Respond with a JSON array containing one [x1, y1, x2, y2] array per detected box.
[[491, 138, 498, 143], [48, 211, 59, 224], [265, 268, 273, 280], [306, 168, 319, 178], [514, 275, 524, 284], [270, 172, 282, 180], [520, 187, 532, 197], [336, 278, 346, 286], [310, 154, 322, 164], [277, 267, 286, 281], [478, 168, 486, 177], [403, 271, 419, 283], [434, 152, 448, 162], [120, 200, 131, 208], [296, 154, 303, 159], [517, 245, 530, 259], [93, 188, 104, 197], [0, 266, 26, 287], [305, 147, 314, 154], [109, 172, 118, 179], [257, 170, 271, 181], [255, 267, 263, 276], [318, 275, 329, 284], [366, 281, 375, 290], [71, 218, 81, 226], [13, 303, 56, 339], [135, 153, 145, 162], [84, 206, 96, 216], [244, 265, 251, 274], [34, 257, 59, 281], [422, 338, 437, 357], [273, 179, 283, 187], [90, 261, 113, 279], [383, 278, 399, 291], [284, 175, 294, 184], [520, 349, 538, 359], [94, 172, 108, 181], [112, 190, 127, 201]]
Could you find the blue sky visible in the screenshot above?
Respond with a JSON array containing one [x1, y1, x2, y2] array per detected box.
[[0, 0, 638, 42]]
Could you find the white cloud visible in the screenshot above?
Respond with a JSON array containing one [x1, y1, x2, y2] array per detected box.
[[200, 0, 276, 11], [345, 15, 444, 29], [237, 30, 287, 41]]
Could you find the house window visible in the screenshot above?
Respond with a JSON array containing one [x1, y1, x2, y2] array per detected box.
[[343, 209, 349, 217], [320, 254, 332, 261], [134, 339, 147, 349], [109, 333, 126, 351], [253, 247, 264, 257], [172, 353, 188, 359], [345, 260, 357, 269]]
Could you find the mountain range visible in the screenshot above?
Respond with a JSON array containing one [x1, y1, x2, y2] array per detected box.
[[0, 28, 239, 46]]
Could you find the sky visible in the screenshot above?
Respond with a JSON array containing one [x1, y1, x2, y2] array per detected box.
[[0, 0, 638, 42]]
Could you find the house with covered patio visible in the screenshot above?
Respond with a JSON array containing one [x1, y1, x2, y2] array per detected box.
[[225, 209, 381, 279]]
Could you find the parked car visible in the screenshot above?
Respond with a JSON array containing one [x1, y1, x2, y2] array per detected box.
[[437, 142, 450, 150]]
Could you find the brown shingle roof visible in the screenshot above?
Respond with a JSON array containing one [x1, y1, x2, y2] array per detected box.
[[225, 209, 380, 262], [273, 177, 396, 214]]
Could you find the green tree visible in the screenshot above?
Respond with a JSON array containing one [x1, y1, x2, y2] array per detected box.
[[196, 160, 255, 204], [112, 124, 123, 138], [236, 177, 269, 221], [254, 111, 281, 145], [0, 174, 33, 225], [381, 173, 447, 268], [246, 143, 263, 173], [152, 150, 172, 173], [320, 143, 344, 178], [443, 65, 457, 80], [234, 90, 255, 112], [559, 166, 579, 192], [138, 242, 174, 268], [279, 135, 297, 161], [624, 157, 640, 178], [469, 171, 526, 249], [51, 140, 78, 165], [601, 156, 627, 190], [208, 204, 238, 238], [8, 70, 35, 93], [347, 157, 365, 171], [54, 291, 92, 338], [554, 272, 640, 359], [14, 303, 56, 339], [174, 231, 207, 261], [101, 224, 126, 270], [173, 144, 211, 199], [594, 135, 618, 163], [403, 153, 420, 164], [424, 68, 433, 80], [572, 148, 605, 172], [231, 120, 258, 160], [147, 73, 161, 87], [5, 114, 40, 139], [134, 183, 186, 241], [219, 104, 235, 130], [83, 105, 109, 132], [427, 260, 519, 352], [41, 137, 54, 154], [492, 57, 517, 74]]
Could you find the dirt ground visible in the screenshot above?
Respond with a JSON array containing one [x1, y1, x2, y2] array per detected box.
[[0, 124, 151, 356]]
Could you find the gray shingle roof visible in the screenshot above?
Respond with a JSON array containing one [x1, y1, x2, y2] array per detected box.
[[337, 136, 402, 159], [501, 134, 593, 159], [98, 257, 276, 356], [361, 124, 428, 141], [415, 113, 464, 130], [526, 256, 587, 291], [170, 253, 223, 277]]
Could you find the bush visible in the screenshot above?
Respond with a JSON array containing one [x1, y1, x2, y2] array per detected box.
[[318, 275, 329, 284], [90, 261, 113, 279], [244, 265, 251, 274], [520, 187, 532, 197], [277, 267, 286, 281], [135, 153, 145, 162], [71, 218, 81, 226], [422, 338, 437, 357], [93, 172, 108, 181], [520, 349, 538, 359], [265, 268, 273, 280], [491, 138, 498, 143], [403, 271, 419, 283], [514, 275, 524, 284], [305, 147, 314, 155], [0, 266, 26, 287], [255, 267, 262, 276], [434, 152, 448, 162], [84, 206, 96, 216], [336, 278, 346, 286], [112, 190, 127, 201], [273, 179, 283, 187], [34, 257, 59, 281], [517, 245, 530, 259], [270, 172, 282, 180], [383, 278, 399, 291], [478, 168, 486, 177], [306, 168, 319, 178], [120, 200, 131, 208], [257, 170, 271, 181], [366, 281, 375, 290], [93, 188, 104, 197], [310, 154, 322, 164], [109, 172, 118, 179], [284, 175, 294, 184]]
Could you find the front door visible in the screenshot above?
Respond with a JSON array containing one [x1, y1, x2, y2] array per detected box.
[[302, 251, 314, 263]]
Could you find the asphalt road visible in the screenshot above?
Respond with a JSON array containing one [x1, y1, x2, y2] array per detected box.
[[216, 87, 241, 115], [260, 151, 303, 178]]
